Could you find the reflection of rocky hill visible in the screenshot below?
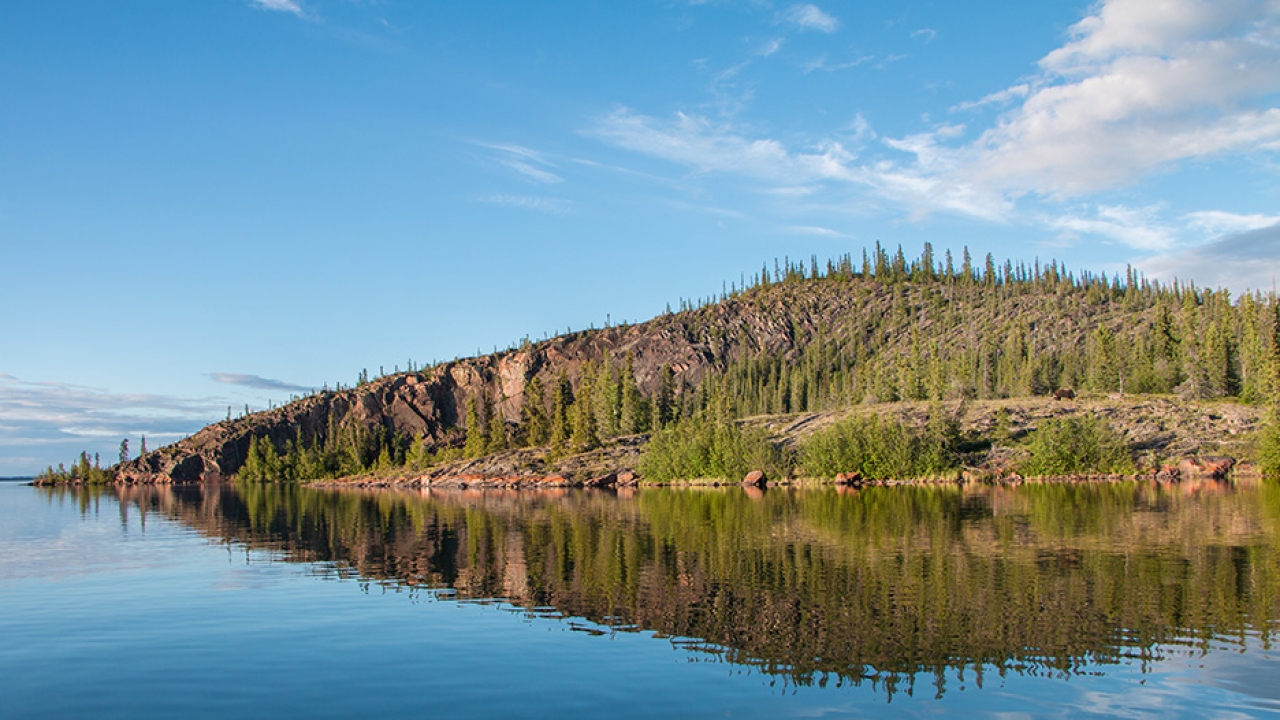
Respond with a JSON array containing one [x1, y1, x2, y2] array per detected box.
[[84, 482, 1280, 696]]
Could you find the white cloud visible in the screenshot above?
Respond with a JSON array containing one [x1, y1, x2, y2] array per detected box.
[[801, 54, 874, 73], [250, 0, 303, 16], [780, 4, 839, 34], [481, 143, 565, 184], [592, 108, 861, 184], [590, 108, 1010, 221], [477, 194, 572, 214], [1048, 205, 1177, 250], [786, 225, 845, 237], [762, 38, 784, 57], [1184, 209, 1280, 236], [502, 160, 563, 184], [951, 84, 1031, 113], [910, 28, 937, 42], [969, 0, 1280, 196], [591, 0, 1280, 251]]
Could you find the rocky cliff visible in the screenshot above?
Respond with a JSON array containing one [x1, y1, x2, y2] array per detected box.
[[116, 286, 818, 482]]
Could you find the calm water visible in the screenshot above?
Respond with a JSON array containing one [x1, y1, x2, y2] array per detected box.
[[3, 480, 1279, 718]]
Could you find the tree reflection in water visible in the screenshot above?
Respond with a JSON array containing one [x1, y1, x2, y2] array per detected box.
[[45, 479, 1280, 699]]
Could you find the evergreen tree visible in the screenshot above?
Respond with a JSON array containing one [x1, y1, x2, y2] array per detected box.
[[405, 435, 430, 471], [464, 397, 487, 459], [520, 377, 550, 447], [594, 354, 621, 438], [619, 353, 647, 434], [572, 362, 600, 451], [487, 399, 509, 452], [549, 371, 574, 456], [652, 365, 676, 430]]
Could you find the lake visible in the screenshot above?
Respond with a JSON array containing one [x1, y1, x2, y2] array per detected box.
[[2, 479, 1278, 718]]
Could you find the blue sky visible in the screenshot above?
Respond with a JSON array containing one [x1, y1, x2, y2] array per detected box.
[[3, 0, 1279, 474]]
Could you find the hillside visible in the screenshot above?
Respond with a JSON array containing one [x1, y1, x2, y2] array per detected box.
[[91, 247, 1279, 484]]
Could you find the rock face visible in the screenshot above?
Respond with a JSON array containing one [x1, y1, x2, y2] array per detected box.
[[115, 293, 814, 482]]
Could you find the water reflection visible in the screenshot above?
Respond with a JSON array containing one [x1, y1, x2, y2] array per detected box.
[[42, 480, 1280, 698]]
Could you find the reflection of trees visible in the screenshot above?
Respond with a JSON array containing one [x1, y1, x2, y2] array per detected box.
[[49, 480, 1280, 698]]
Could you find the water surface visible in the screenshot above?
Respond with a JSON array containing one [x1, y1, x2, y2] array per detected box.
[[2, 480, 1278, 718]]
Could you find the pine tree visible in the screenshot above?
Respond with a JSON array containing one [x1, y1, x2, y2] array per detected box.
[[619, 353, 646, 434], [549, 371, 573, 455], [594, 354, 621, 438], [487, 399, 509, 452], [520, 377, 550, 446], [652, 365, 676, 430], [119, 438, 130, 465], [572, 362, 600, 451], [464, 397, 487, 459]]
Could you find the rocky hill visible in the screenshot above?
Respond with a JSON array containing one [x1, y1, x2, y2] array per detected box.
[[113, 251, 1279, 483]]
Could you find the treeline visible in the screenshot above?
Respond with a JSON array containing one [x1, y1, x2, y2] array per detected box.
[[33, 451, 114, 485]]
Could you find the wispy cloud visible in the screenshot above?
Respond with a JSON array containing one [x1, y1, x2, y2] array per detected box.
[[481, 142, 565, 184], [910, 28, 937, 42], [950, 84, 1031, 112], [477, 194, 572, 214], [756, 38, 785, 57], [801, 54, 874, 73], [1047, 204, 1176, 250], [780, 4, 839, 34], [590, 107, 1010, 222], [1184, 210, 1280, 237], [591, 108, 861, 184], [208, 373, 312, 393], [592, 0, 1280, 257], [786, 225, 845, 237], [250, 0, 304, 16], [0, 375, 225, 474]]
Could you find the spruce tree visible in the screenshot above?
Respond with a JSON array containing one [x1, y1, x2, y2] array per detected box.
[[572, 362, 600, 451], [487, 400, 508, 452], [549, 371, 573, 456], [464, 397, 487, 459], [652, 365, 675, 430], [520, 377, 550, 447]]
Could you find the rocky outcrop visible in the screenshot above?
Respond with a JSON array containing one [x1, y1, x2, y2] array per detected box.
[[116, 292, 821, 482]]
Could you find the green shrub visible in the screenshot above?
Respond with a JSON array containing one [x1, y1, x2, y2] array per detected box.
[[799, 413, 957, 480], [639, 417, 788, 482], [1258, 417, 1280, 476], [1020, 414, 1133, 477]]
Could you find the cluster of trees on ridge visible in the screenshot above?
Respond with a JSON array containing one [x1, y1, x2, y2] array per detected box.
[[35, 244, 1280, 484]]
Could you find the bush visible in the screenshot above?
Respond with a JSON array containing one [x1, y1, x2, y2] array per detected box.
[[1020, 414, 1133, 477], [639, 417, 789, 482], [799, 413, 957, 480], [1258, 417, 1280, 476]]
